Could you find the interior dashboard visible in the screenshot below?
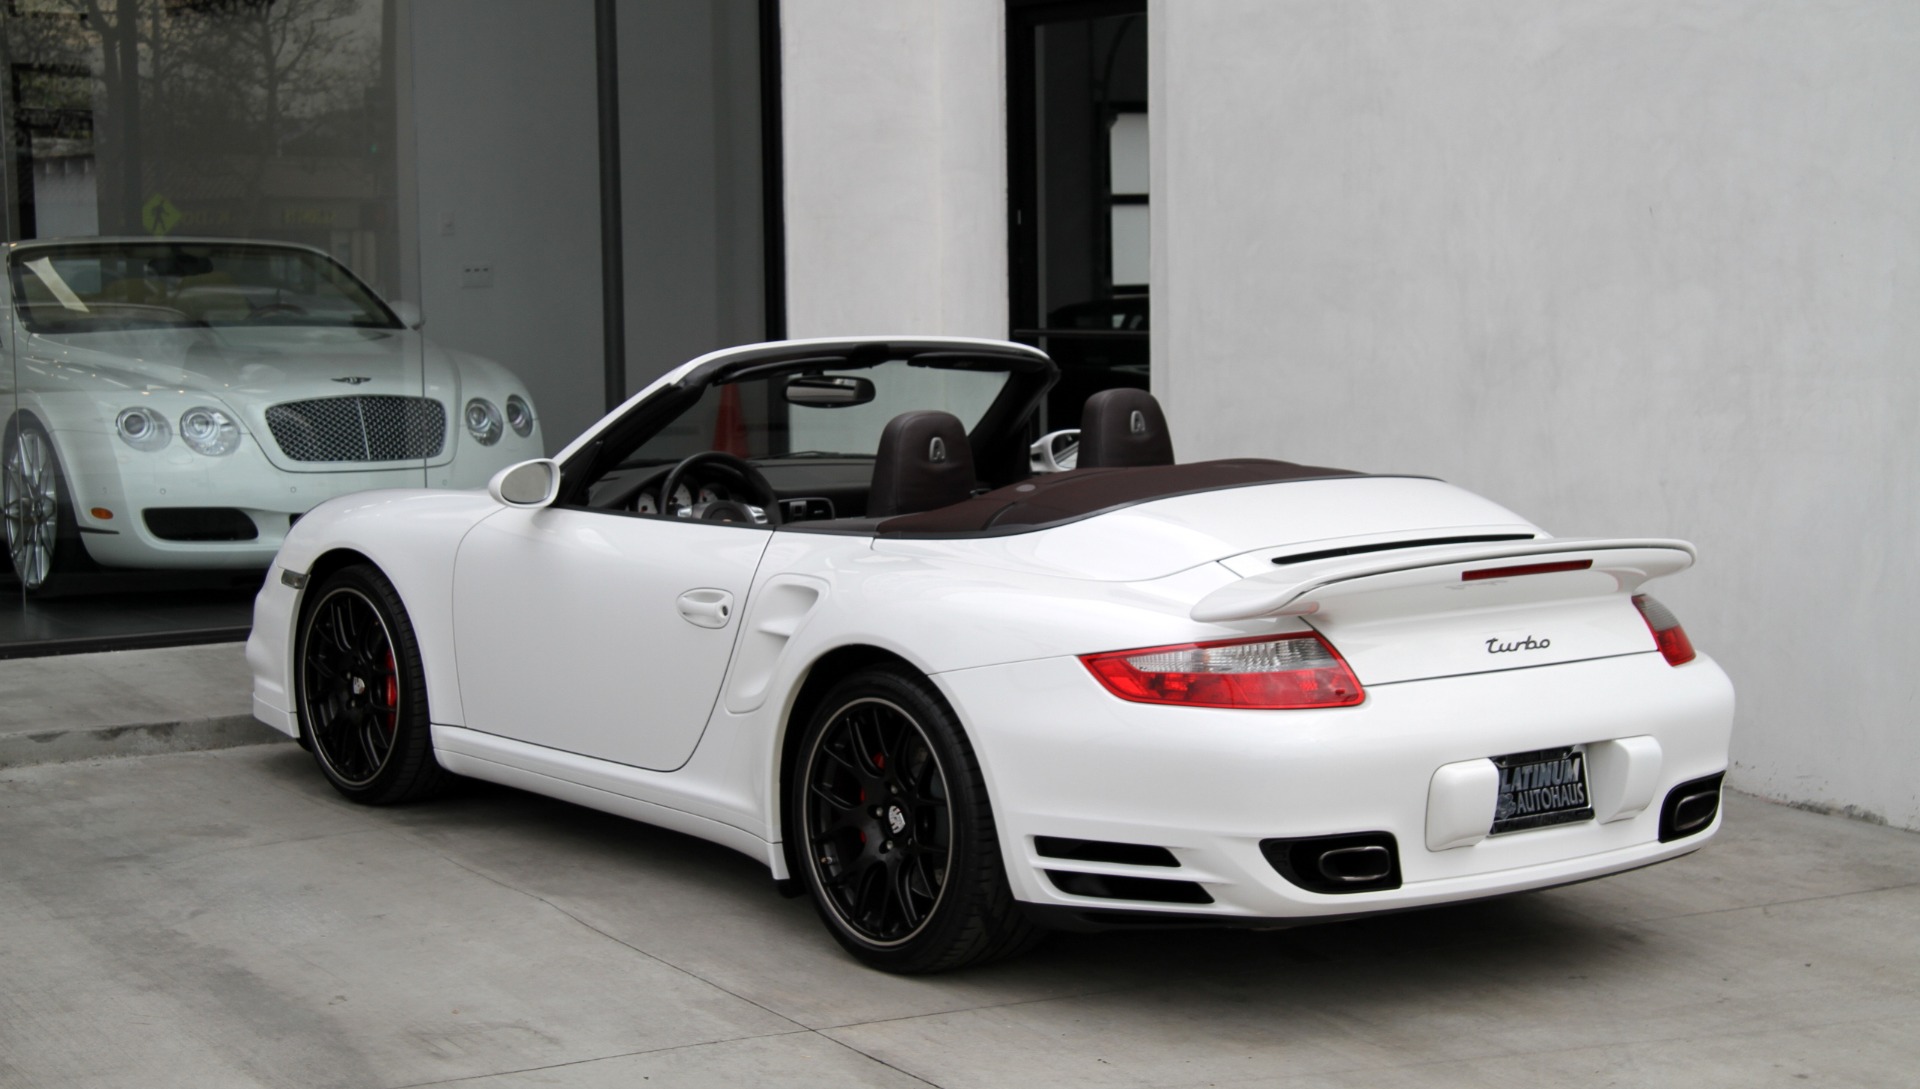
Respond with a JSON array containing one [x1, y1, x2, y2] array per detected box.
[[584, 457, 874, 524]]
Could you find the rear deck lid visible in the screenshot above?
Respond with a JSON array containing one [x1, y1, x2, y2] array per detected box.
[[872, 475, 1540, 581]]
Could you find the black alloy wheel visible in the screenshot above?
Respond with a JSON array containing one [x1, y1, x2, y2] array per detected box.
[[793, 668, 1037, 972], [296, 564, 446, 804]]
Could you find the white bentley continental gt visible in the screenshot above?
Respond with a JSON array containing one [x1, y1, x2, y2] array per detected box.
[[246, 336, 1735, 973], [2, 238, 542, 590]]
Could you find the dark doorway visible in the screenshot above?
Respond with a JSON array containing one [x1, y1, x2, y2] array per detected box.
[[1007, 0, 1148, 433]]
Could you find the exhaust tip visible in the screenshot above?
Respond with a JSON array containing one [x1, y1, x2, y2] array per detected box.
[[1262, 832, 1401, 894], [1317, 844, 1394, 884], [1659, 771, 1725, 842]]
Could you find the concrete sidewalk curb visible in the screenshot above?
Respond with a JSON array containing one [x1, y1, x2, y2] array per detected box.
[[0, 714, 291, 769]]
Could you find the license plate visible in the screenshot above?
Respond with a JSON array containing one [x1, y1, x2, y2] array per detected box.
[[1491, 747, 1594, 834]]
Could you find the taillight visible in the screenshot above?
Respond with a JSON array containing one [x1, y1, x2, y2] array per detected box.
[[1632, 594, 1696, 666], [1080, 632, 1364, 709]]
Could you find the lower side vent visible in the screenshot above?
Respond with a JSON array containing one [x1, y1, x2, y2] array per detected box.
[[1035, 836, 1179, 867], [1045, 870, 1213, 904]]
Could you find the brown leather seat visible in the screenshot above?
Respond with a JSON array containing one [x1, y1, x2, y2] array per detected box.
[[867, 410, 976, 517], [1077, 388, 1174, 468]]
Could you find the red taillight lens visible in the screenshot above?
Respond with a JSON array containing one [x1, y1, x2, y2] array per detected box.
[[1080, 633, 1365, 709], [1632, 594, 1696, 666]]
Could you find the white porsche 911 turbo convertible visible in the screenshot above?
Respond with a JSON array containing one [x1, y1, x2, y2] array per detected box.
[[247, 336, 1734, 973], [1, 237, 542, 591]]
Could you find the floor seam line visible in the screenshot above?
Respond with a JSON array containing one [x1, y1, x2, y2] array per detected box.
[[1628, 879, 1920, 923], [813, 986, 1140, 1032], [379, 1028, 817, 1089], [807, 1032, 946, 1088], [426, 851, 815, 1032]]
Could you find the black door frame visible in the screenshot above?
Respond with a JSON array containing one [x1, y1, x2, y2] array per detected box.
[[1005, 0, 1148, 429]]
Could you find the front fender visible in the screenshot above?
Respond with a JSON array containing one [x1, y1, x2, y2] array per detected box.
[[260, 488, 501, 732]]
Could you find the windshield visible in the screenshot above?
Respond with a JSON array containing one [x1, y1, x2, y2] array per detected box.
[[628, 359, 1011, 464], [6, 242, 399, 334]]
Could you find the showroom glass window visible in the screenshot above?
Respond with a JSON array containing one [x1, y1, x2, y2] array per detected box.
[[1008, 0, 1148, 432], [0, 0, 418, 651], [0, 0, 773, 654]]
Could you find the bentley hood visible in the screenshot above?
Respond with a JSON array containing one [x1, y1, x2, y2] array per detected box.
[[22, 324, 460, 402], [20, 324, 523, 472]]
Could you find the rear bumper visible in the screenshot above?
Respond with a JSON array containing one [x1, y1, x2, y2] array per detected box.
[[934, 650, 1734, 925]]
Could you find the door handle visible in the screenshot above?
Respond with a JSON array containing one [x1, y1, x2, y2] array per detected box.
[[677, 588, 734, 629]]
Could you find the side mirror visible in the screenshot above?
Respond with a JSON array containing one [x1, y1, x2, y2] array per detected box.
[[388, 300, 423, 329], [487, 458, 560, 508], [1028, 429, 1080, 473], [784, 374, 875, 408]]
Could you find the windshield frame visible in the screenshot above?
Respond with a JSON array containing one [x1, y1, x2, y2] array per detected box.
[[557, 339, 1058, 508], [4, 239, 403, 335]]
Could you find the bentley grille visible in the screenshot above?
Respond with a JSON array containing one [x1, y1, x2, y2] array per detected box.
[[265, 395, 447, 462]]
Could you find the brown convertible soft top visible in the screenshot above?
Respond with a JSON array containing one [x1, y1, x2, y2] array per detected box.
[[873, 458, 1365, 538]]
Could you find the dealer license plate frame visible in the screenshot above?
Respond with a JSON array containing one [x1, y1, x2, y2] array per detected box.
[[1490, 746, 1595, 834]]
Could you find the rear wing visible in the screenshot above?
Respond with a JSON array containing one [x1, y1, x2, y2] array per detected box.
[[1191, 537, 1696, 623]]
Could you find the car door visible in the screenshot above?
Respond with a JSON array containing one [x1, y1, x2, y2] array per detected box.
[[450, 503, 772, 771]]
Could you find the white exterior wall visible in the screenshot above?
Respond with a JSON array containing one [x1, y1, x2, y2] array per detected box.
[[1156, 1, 1920, 829], [779, 1, 1915, 829], [780, 0, 1007, 338]]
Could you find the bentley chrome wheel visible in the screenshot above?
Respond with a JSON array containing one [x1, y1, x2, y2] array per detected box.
[[3, 424, 63, 591], [301, 583, 403, 789], [802, 696, 954, 946]]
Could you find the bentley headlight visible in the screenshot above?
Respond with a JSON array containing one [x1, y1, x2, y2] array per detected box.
[[115, 407, 171, 452], [179, 406, 241, 456], [464, 398, 503, 446], [505, 394, 534, 438]]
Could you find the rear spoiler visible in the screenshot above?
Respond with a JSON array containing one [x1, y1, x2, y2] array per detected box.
[[1191, 537, 1696, 623]]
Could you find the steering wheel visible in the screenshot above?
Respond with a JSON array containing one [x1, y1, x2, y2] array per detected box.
[[659, 451, 782, 525], [244, 302, 308, 322]]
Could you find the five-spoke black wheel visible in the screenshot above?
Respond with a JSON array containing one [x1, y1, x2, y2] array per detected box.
[[793, 668, 1036, 972], [296, 564, 445, 804]]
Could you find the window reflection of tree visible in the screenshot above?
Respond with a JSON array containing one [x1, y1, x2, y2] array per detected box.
[[6, 0, 392, 285]]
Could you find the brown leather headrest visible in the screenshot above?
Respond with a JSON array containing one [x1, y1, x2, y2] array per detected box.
[[867, 410, 977, 517], [1078, 388, 1173, 468]]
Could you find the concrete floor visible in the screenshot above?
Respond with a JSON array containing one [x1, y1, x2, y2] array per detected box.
[[0, 643, 259, 768], [3, 744, 1915, 1089]]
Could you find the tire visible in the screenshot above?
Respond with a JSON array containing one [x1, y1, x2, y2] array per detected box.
[[791, 667, 1039, 973], [295, 564, 447, 805], [3, 418, 84, 593]]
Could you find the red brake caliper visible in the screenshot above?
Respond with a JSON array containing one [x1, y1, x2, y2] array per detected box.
[[381, 649, 398, 734]]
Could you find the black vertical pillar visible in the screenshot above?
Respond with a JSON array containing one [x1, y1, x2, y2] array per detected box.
[[595, 0, 627, 410], [116, 0, 143, 232], [758, 0, 786, 340]]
